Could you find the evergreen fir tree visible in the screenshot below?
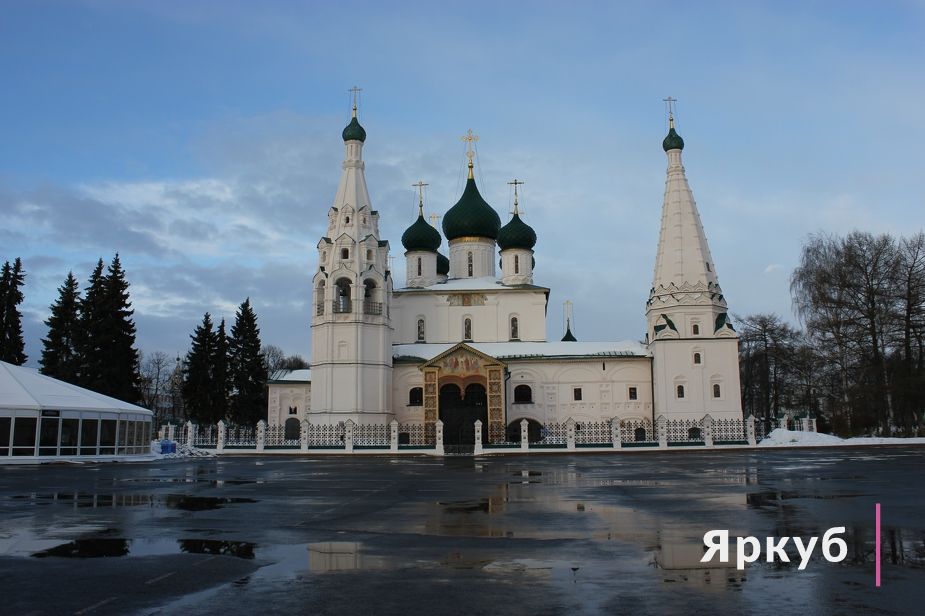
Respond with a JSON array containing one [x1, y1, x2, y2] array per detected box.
[[183, 312, 218, 423], [213, 318, 231, 421], [76, 259, 107, 392], [40, 272, 82, 382], [229, 298, 267, 425], [0, 258, 27, 365], [101, 254, 141, 403]]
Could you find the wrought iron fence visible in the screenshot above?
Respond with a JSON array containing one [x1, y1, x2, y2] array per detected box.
[[666, 418, 704, 443], [533, 421, 567, 445], [265, 424, 300, 447], [398, 423, 432, 446], [193, 425, 217, 447], [308, 423, 344, 447], [225, 425, 256, 447], [354, 423, 389, 446], [620, 418, 655, 444], [713, 418, 746, 442], [575, 420, 613, 446]]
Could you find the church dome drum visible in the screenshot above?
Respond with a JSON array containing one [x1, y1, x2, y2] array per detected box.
[[437, 252, 450, 275]]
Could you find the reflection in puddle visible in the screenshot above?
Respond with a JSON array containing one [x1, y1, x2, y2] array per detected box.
[[9, 492, 256, 510], [747, 490, 864, 507], [439, 499, 492, 513], [31, 537, 256, 559]]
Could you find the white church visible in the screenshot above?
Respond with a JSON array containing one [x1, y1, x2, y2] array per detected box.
[[267, 99, 742, 447]]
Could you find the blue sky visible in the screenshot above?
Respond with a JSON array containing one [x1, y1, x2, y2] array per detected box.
[[2, 0, 924, 365]]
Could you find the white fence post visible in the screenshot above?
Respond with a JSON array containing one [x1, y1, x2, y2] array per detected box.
[[300, 421, 309, 452], [520, 419, 529, 450], [566, 418, 576, 451], [657, 415, 667, 449], [703, 414, 714, 447], [186, 421, 195, 449], [217, 420, 226, 452], [390, 420, 399, 452], [256, 420, 267, 452], [344, 420, 355, 453], [612, 418, 622, 449], [435, 419, 444, 455], [747, 415, 756, 446], [167, 423, 176, 441], [801, 417, 812, 432], [474, 420, 483, 455], [159, 425, 167, 440]]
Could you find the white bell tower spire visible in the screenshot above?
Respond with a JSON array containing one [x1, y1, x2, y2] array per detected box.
[[647, 99, 742, 422], [310, 88, 393, 425]]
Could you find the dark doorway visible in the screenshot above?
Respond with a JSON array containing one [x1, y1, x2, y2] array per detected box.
[[439, 383, 488, 453]]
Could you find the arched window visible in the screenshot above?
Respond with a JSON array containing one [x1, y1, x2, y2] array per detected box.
[[692, 323, 700, 335], [284, 418, 301, 440], [367, 249, 373, 261], [416, 318, 425, 342], [464, 318, 472, 341], [510, 316, 519, 340], [688, 427, 702, 440], [676, 384, 685, 399], [341, 248, 349, 260], [417, 257, 422, 277], [467, 252, 473, 277], [363, 280, 380, 315], [713, 383, 721, 398], [514, 384, 532, 403], [408, 387, 423, 406], [334, 278, 351, 313], [693, 352, 702, 365], [634, 427, 647, 442], [514, 254, 520, 274], [345, 215, 351, 224]]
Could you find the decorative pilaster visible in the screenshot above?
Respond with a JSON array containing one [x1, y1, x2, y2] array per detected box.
[[520, 419, 529, 450], [300, 422, 309, 452], [474, 420, 483, 455], [390, 419, 399, 452], [611, 418, 621, 449], [703, 414, 714, 447], [256, 420, 266, 452], [746, 415, 756, 446], [435, 419, 444, 456], [345, 420, 355, 453], [566, 418, 576, 451], [657, 415, 668, 448], [217, 420, 226, 452]]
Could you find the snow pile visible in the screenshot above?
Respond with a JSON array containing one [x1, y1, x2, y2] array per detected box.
[[149, 441, 216, 458], [759, 428, 925, 447]]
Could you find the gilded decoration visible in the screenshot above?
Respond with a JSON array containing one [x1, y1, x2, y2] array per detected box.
[[447, 293, 486, 307]]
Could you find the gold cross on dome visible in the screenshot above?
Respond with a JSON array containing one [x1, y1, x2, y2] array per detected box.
[[349, 86, 363, 114], [412, 180, 429, 213], [507, 178, 525, 214], [663, 96, 677, 126], [461, 128, 479, 165], [429, 213, 441, 226]]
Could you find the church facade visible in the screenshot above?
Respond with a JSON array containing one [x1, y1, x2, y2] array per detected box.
[[267, 102, 743, 447]]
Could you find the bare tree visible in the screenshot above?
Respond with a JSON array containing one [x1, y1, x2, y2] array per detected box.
[[139, 350, 172, 424]]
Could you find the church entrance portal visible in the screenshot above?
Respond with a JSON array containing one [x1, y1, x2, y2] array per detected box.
[[439, 383, 488, 453]]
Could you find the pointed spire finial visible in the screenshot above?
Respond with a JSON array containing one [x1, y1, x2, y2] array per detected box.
[[663, 96, 677, 128], [461, 128, 479, 179], [507, 178, 525, 215], [412, 180, 428, 216], [349, 85, 363, 118]]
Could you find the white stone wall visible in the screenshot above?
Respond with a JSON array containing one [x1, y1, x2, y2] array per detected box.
[[449, 238, 496, 278], [650, 336, 742, 421], [500, 248, 534, 285], [267, 383, 311, 427], [391, 288, 548, 344]]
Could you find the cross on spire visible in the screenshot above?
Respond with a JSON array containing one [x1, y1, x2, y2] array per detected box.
[[412, 180, 428, 214], [461, 128, 479, 178], [429, 213, 441, 226], [349, 86, 362, 117], [663, 96, 677, 128], [507, 178, 525, 215]]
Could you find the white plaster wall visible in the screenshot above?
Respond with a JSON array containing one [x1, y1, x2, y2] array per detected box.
[[405, 251, 438, 288], [391, 289, 547, 344], [267, 383, 311, 427], [651, 336, 742, 421], [500, 249, 534, 285]]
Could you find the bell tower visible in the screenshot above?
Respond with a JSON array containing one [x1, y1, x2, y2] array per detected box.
[[647, 99, 742, 421], [310, 88, 393, 425]]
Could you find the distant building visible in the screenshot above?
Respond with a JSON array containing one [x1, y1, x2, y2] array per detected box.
[[268, 102, 742, 446]]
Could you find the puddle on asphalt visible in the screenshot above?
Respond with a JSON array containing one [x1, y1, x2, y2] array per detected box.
[[31, 537, 256, 559], [747, 490, 865, 507], [9, 492, 257, 510], [439, 498, 491, 513]]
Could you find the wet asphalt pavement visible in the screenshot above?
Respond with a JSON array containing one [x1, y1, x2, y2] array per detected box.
[[1, 447, 923, 615]]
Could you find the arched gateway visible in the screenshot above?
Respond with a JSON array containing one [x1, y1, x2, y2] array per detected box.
[[419, 343, 506, 448]]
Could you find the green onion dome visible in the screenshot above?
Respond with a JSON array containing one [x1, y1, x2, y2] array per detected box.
[[437, 252, 450, 275], [441, 175, 501, 241], [401, 213, 441, 252], [342, 116, 367, 142], [497, 212, 537, 251], [662, 126, 684, 152]]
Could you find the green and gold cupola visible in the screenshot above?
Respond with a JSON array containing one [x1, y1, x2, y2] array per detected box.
[[403, 181, 442, 288], [499, 179, 536, 285]]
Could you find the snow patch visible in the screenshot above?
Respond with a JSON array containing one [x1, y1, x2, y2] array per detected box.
[[759, 428, 925, 447]]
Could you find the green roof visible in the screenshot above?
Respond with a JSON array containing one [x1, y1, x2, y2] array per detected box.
[[401, 214, 441, 252], [497, 212, 537, 250], [342, 116, 367, 142], [442, 176, 501, 241], [662, 126, 684, 152]]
